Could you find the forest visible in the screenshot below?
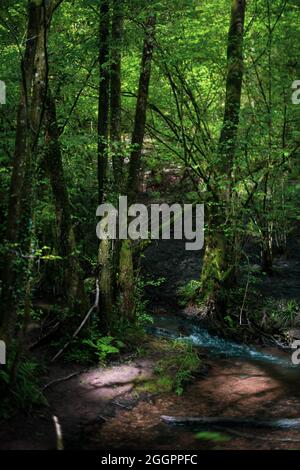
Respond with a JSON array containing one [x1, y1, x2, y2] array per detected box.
[[0, 0, 300, 452]]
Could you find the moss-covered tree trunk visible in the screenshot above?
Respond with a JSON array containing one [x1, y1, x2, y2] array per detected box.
[[97, 0, 113, 331], [97, 225, 113, 332], [117, 14, 156, 322], [97, 11, 156, 331], [200, 0, 246, 317], [118, 239, 135, 323]]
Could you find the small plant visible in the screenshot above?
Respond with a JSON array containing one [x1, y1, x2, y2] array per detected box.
[[262, 298, 300, 331], [156, 339, 201, 395], [135, 276, 165, 327], [0, 359, 46, 416], [177, 280, 201, 306], [83, 336, 124, 364], [137, 338, 201, 396]]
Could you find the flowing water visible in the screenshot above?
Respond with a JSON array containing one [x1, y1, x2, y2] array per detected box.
[[150, 315, 295, 367]]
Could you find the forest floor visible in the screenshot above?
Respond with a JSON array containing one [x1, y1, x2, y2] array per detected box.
[[1, 340, 300, 450], [1, 230, 300, 450]]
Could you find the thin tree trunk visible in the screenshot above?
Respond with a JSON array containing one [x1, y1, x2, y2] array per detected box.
[[117, 14, 156, 323], [110, 0, 123, 187], [127, 14, 156, 203], [97, 0, 112, 331], [98, 0, 110, 206]]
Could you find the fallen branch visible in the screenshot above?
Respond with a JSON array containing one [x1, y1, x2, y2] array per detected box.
[[42, 370, 85, 391], [51, 279, 100, 362], [161, 415, 300, 430]]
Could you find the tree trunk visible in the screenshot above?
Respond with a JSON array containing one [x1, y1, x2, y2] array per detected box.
[[117, 14, 156, 323], [97, 229, 113, 332], [127, 14, 156, 203], [98, 0, 110, 206], [97, 0, 113, 331], [110, 0, 124, 188], [0, 0, 49, 343], [97, 12, 156, 330], [200, 0, 246, 317]]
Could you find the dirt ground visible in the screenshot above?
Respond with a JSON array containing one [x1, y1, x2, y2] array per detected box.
[[1, 341, 300, 450]]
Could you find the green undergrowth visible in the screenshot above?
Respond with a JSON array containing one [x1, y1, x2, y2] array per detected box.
[[0, 356, 47, 418], [135, 338, 202, 396], [177, 280, 201, 307], [177, 270, 300, 345]]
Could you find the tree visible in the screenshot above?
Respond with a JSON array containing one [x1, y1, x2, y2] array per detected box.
[[199, 0, 247, 316], [0, 0, 52, 343]]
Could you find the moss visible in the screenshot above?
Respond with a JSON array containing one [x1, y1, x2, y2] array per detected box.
[[98, 235, 113, 328], [200, 229, 235, 312], [118, 239, 135, 321]]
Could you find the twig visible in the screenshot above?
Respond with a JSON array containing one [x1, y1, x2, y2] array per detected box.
[[42, 370, 85, 390], [112, 400, 132, 410], [239, 253, 251, 325]]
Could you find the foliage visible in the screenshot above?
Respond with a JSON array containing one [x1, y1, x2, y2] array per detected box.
[[0, 359, 46, 417], [259, 298, 300, 332], [177, 280, 201, 306], [137, 338, 201, 396], [82, 336, 125, 364]]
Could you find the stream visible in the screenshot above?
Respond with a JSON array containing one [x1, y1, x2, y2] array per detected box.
[[151, 314, 297, 367]]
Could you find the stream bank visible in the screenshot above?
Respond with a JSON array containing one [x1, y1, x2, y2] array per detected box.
[[1, 315, 300, 450], [1, 232, 300, 450]]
